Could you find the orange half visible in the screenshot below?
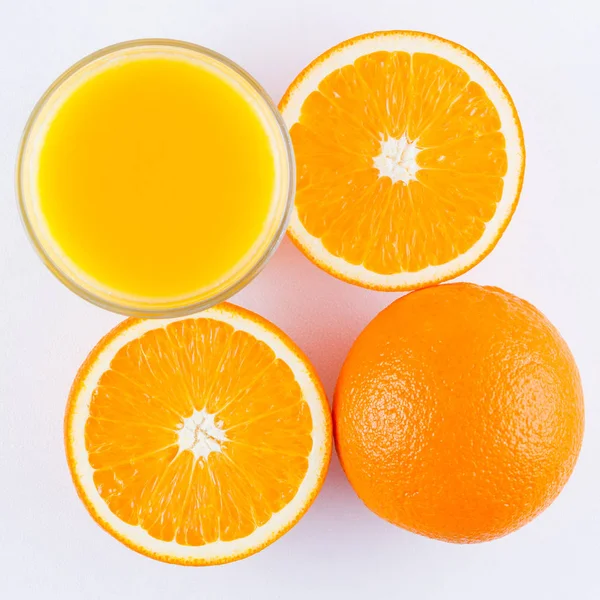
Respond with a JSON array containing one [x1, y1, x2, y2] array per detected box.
[[65, 303, 331, 565], [280, 31, 525, 289]]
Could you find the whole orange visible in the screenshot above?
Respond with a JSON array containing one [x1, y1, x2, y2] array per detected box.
[[334, 283, 584, 543]]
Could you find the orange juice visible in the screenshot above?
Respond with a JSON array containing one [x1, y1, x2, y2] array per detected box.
[[18, 41, 292, 314]]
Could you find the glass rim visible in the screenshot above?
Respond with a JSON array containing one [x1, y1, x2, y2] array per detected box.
[[16, 38, 295, 318]]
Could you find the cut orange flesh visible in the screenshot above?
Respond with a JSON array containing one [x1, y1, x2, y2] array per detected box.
[[280, 31, 525, 289], [65, 303, 331, 565]]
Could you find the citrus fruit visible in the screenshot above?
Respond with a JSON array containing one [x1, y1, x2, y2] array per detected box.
[[280, 31, 525, 290], [65, 303, 332, 565], [334, 283, 584, 543]]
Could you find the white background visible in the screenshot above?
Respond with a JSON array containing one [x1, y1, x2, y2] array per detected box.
[[1, 0, 599, 598]]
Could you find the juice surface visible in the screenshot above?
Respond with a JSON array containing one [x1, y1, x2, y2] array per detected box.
[[37, 56, 276, 300]]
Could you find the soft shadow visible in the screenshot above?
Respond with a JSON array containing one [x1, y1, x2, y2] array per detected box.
[[232, 238, 414, 567], [236, 237, 402, 400]]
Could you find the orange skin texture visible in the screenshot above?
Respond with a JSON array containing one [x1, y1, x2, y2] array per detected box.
[[334, 283, 584, 543]]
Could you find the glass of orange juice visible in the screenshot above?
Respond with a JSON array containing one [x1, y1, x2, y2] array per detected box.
[[17, 39, 294, 316]]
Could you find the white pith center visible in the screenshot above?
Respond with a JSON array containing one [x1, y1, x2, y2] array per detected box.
[[373, 134, 420, 184], [177, 409, 227, 460]]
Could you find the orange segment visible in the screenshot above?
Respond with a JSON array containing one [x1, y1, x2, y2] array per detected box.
[[418, 81, 502, 147], [417, 132, 507, 174], [280, 31, 525, 290], [408, 52, 470, 140], [354, 51, 412, 138], [92, 446, 179, 526], [65, 303, 331, 565]]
